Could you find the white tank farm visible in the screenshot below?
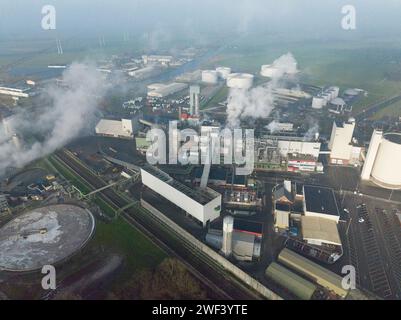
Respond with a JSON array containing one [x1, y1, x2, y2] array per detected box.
[[371, 133, 401, 189], [226, 73, 254, 89], [202, 70, 219, 84], [312, 97, 325, 109], [328, 86, 340, 99], [216, 67, 231, 80], [260, 64, 279, 78]]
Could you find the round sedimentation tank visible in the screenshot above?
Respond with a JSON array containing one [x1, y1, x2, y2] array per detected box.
[[226, 73, 254, 89], [202, 70, 218, 84], [0, 204, 95, 272], [371, 133, 401, 189]]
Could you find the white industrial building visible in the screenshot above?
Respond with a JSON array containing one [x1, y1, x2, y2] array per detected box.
[[226, 73, 254, 89], [206, 222, 261, 262], [202, 70, 219, 84], [95, 118, 137, 139], [277, 140, 321, 159], [142, 55, 173, 66], [301, 216, 341, 246], [141, 166, 222, 227], [147, 82, 188, 98], [328, 118, 361, 165], [303, 185, 340, 223], [0, 86, 31, 98], [361, 131, 401, 189]]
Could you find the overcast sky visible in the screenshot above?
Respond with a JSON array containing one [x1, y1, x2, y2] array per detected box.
[[1, 1, 401, 42]]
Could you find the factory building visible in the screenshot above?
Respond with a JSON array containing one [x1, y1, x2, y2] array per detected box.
[[277, 140, 321, 159], [95, 117, 139, 139], [226, 73, 254, 90], [265, 262, 317, 300], [287, 153, 319, 173], [361, 131, 401, 189], [189, 85, 200, 116], [147, 82, 188, 98], [301, 216, 341, 246], [141, 166, 222, 227], [278, 248, 349, 298], [0, 85, 32, 98], [302, 185, 340, 223], [205, 217, 261, 262], [142, 55, 173, 66], [328, 118, 361, 165]]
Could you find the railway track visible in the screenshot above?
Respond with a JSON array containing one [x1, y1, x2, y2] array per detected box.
[[53, 149, 262, 300]]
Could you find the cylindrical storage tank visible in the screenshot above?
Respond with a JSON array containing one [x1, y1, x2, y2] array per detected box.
[[371, 133, 401, 189], [260, 64, 279, 78], [216, 67, 231, 80], [329, 86, 340, 99], [202, 70, 218, 84], [311, 97, 325, 109], [226, 73, 254, 89]]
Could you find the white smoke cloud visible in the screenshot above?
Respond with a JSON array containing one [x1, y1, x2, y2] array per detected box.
[[226, 52, 298, 128], [0, 62, 110, 175]]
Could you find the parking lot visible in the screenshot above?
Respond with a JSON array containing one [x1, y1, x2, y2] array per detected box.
[[343, 194, 401, 299]]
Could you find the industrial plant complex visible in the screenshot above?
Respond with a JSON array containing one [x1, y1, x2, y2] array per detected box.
[[1, 1, 401, 304]]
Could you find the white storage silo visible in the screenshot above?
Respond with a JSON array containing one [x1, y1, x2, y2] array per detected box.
[[226, 73, 254, 89], [260, 64, 279, 78], [371, 133, 401, 189], [312, 97, 325, 109], [222, 215, 234, 257], [216, 67, 232, 80], [202, 70, 219, 84]]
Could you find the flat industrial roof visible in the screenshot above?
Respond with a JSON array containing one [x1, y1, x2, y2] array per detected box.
[[265, 262, 317, 300], [142, 165, 220, 205], [278, 248, 348, 297], [95, 119, 132, 138], [301, 216, 341, 246], [303, 185, 339, 217]]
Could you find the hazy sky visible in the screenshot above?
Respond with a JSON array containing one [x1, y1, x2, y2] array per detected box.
[[1, 1, 401, 41]]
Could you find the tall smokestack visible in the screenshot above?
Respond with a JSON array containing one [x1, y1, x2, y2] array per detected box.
[[190, 85, 200, 116]]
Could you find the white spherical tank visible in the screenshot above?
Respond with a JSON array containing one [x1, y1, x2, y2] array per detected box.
[[216, 67, 231, 80], [202, 70, 218, 84], [226, 73, 254, 89], [312, 97, 325, 109], [371, 133, 401, 189], [260, 64, 279, 78]]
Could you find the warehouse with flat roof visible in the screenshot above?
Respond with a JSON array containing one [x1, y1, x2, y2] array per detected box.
[[278, 248, 349, 298], [265, 262, 317, 300], [301, 216, 342, 246]]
